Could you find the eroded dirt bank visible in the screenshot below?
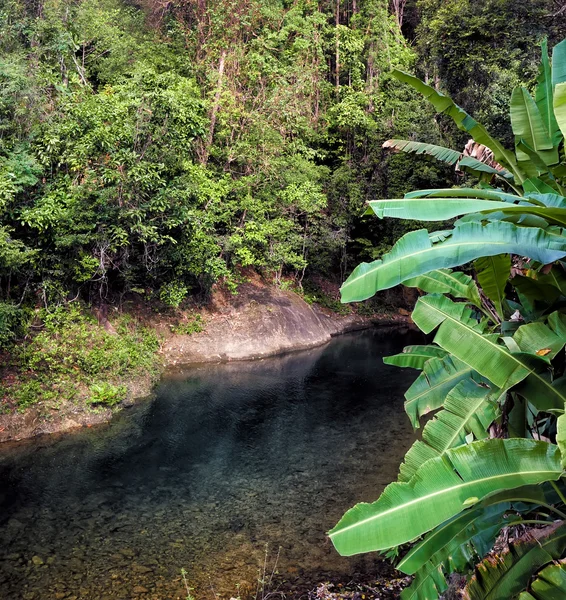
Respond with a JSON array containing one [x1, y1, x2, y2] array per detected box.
[[0, 281, 411, 443]]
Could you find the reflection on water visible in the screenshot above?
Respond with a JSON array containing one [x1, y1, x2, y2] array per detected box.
[[0, 328, 420, 599]]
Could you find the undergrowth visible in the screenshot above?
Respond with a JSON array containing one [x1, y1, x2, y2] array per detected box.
[[0, 303, 161, 412]]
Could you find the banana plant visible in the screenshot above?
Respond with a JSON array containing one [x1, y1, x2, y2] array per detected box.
[[331, 37, 566, 600]]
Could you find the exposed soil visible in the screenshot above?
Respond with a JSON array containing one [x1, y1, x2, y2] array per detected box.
[[0, 275, 411, 443]]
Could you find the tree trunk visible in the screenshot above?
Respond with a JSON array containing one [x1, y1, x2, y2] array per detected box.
[[200, 49, 227, 166]]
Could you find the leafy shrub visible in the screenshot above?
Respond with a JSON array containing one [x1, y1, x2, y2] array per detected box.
[[87, 383, 127, 407]]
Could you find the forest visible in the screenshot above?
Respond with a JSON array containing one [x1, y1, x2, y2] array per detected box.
[[1, 0, 564, 339]]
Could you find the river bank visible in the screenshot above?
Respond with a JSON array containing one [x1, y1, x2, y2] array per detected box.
[[0, 277, 412, 443]]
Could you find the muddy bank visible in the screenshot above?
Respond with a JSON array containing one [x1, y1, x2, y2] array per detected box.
[[0, 282, 411, 443]]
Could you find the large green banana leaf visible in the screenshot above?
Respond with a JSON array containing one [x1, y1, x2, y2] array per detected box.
[[392, 70, 525, 183], [525, 563, 566, 600], [402, 269, 481, 307], [399, 379, 499, 482], [328, 439, 561, 555], [406, 188, 541, 204], [513, 365, 566, 412], [552, 38, 566, 86], [524, 177, 557, 195], [525, 192, 566, 208], [475, 255, 511, 318], [400, 484, 550, 582], [383, 345, 448, 370], [536, 39, 562, 147], [382, 139, 512, 179], [402, 355, 474, 428], [400, 504, 514, 600], [557, 407, 566, 469], [511, 87, 557, 165], [552, 82, 566, 140], [340, 221, 566, 301], [513, 322, 565, 361], [413, 295, 530, 389], [464, 522, 566, 600], [367, 197, 566, 227]]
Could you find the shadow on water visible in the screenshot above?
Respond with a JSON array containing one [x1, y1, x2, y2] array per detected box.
[[0, 327, 422, 599]]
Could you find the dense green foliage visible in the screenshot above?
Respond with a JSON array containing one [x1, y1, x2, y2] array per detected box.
[[1, 0, 560, 347], [332, 39, 566, 599], [0, 303, 160, 410]]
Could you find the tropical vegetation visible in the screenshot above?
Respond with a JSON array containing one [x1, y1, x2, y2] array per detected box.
[[330, 37, 566, 599]]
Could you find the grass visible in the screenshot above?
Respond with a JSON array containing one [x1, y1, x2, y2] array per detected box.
[[0, 302, 161, 412]]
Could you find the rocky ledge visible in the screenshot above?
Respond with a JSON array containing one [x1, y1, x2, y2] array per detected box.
[[163, 281, 404, 366]]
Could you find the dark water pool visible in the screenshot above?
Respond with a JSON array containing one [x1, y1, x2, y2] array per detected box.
[[0, 328, 420, 600]]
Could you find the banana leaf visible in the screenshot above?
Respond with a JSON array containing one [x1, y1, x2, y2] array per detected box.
[[511, 87, 557, 165], [403, 355, 474, 428], [400, 504, 514, 600], [525, 192, 566, 208], [340, 221, 566, 302], [525, 370, 566, 409], [368, 197, 566, 227], [383, 345, 448, 370], [406, 188, 541, 204], [392, 70, 525, 183], [475, 255, 511, 318], [552, 38, 566, 86], [557, 407, 566, 469], [464, 522, 566, 600], [398, 503, 511, 576], [413, 295, 532, 389], [548, 311, 566, 338], [513, 322, 565, 361], [529, 563, 566, 600], [328, 439, 561, 555], [536, 39, 562, 147], [523, 177, 557, 195], [399, 379, 499, 482], [382, 139, 512, 179], [402, 269, 481, 307], [552, 82, 566, 141]]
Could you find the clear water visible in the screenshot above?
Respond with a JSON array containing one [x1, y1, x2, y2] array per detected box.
[[0, 328, 420, 600]]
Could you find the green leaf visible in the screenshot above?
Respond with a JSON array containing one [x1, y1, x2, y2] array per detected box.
[[399, 379, 499, 482], [403, 355, 473, 428], [465, 522, 566, 600], [557, 407, 566, 470], [383, 345, 448, 370], [529, 563, 566, 600], [368, 197, 525, 221], [392, 70, 525, 183], [405, 188, 539, 204], [369, 196, 566, 227], [475, 255, 511, 318], [552, 38, 566, 86], [382, 139, 513, 179], [513, 322, 565, 361], [525, 193, 566, 208], [340, 222, 566, 302], [511, 87, 556, 165], [403, 268, 481, 307], [536, 38, 562, 146], [552, 82, 566, 141], [523, 178, 557, 195], [413, 295, 531, 389], [400, 504, 513, 600], [328, 439, 562, 555]]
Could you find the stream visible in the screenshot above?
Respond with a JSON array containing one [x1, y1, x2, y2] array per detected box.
[[0, 327, 420, 600]]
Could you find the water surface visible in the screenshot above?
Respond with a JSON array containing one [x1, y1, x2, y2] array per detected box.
[[0, 328, 420, 599]]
